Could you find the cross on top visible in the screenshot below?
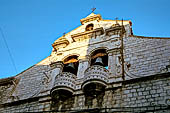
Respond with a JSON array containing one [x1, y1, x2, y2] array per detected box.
[[63, 32, 66, 37], [91, 7, 96, 13], [115, 17, 118, 24]]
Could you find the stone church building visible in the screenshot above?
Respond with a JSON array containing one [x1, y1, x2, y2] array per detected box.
[[0, 13, 170, 113]]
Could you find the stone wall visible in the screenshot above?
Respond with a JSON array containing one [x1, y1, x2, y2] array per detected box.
[[124, 36, 170, 78], [114, 73, 170, 109], [1, 73, 170, 113], [0, 96, 51, 113], [73, 73, 170, 112]]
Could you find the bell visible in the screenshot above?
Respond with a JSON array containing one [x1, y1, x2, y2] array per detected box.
[[66, 63, 75, 69], [94, 57, 104, 66]]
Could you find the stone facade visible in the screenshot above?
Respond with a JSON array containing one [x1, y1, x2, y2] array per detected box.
[[0, 13, 170, 113]]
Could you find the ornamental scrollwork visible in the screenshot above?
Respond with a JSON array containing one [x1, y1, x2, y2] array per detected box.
[[42, 70, 52, 88], [115, 55, 122, 74], [53, 72, 77, 90]]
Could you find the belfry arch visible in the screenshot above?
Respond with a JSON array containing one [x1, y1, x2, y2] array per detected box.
[[90, 48, 108, 68], [62, 55, 79, 75]]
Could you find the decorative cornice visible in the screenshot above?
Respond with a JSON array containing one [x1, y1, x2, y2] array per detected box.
[[129, 35, 170, 39], [72, 27, 104, 38], [80, 13, 102, 25], [107, 48, 121, 55], [105, 25, 125, 36], [50, 61, 64, 69], [52, 37, 69, 50], [71, 27, 104, 42]]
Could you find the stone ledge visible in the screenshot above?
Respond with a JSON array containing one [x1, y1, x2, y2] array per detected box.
[[129, 35, 170, 39], [0, 76, 15, 85], [71, 27, 104, 42], [0, 95, 50, 108], [109, 72, 170, 85]]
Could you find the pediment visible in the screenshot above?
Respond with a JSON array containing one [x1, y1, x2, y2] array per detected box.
[[52, 37, 69, 50], [80, 13, 102, 25]]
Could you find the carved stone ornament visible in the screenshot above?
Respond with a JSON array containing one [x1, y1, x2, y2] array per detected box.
[[116, 55, 122, 74], [0, 84, 12, 103], [50, 61, 64, 69], [42, 70, 52, 89], [53, 72, 77, 90], [105, 25, 125, 36], [50, 72, 77, 101], [71, 27, 104, 42], [82, 65, 109, 90], [52, 37, 69, 50], [0, 77, 19, 103], [80, 13, 102, 25]]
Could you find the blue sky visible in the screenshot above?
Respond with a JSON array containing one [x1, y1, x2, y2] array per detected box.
[[0, 0, 170, 79]]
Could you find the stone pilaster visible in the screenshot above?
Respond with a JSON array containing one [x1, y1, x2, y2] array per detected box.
[[77, 56, 90, 79], [107, 49, 121, 76], [49, 61, 64, 88]]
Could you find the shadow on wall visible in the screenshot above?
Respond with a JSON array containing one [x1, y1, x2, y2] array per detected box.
[[0, 64, 52, 104]]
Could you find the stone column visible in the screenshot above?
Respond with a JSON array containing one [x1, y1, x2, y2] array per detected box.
[[77, 56, 90, 79], [50, 61, 64, 88], [107, 49, 121, 76]]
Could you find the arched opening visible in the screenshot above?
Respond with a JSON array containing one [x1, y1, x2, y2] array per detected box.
[[63, 55, 79, 75], [90, 49, 108, 68], [51, 88, 74, 111], [84, 82, 105, 108], [86, 24, 94, 31]]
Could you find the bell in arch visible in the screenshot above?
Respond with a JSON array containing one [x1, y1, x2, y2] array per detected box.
[[66, 63, 75, 69], [93, 57, 104, 66]]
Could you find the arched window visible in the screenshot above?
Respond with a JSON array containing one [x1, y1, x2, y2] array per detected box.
[[63, 55, 79, 75], [86, 24, 94, 31], [90, 49, 108, 68]]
